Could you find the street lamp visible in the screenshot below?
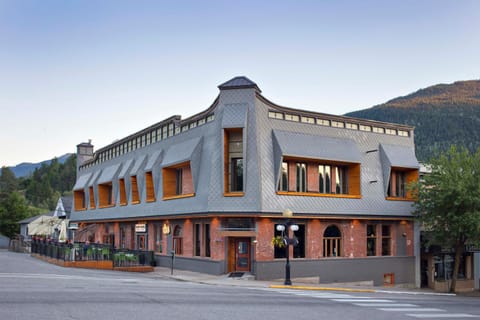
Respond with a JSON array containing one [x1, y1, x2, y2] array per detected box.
[[276, 209, 299, 285]]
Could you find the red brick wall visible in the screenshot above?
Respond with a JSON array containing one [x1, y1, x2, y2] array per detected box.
[[183, 166, 194, 194], [209, 217, 224, 260], [307, 162, 319, 192], [256, 218, 274, 261]]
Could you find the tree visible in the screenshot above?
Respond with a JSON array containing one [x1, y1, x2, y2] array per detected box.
[[0, 167, 18, 196], [0, 191, 30, 239], [413, 146, 480, 292]]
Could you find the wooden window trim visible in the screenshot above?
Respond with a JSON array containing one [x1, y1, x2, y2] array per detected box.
[[162, 193, 195, 201], [386, 167, 418, 201], [223, 192, 245, 197], [278, 158, 361, 197], [74, 190, 86, 211], [162, 161, 193, 199], [276, 191, 361, 199], [145, 171, 156, 202], [119, 178, 128, 206]]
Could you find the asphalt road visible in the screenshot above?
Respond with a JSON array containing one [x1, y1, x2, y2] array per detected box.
[[1, 250, 479, 320]]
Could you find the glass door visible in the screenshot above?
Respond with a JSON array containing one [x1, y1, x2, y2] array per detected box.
[[235, 238, 250, 272]]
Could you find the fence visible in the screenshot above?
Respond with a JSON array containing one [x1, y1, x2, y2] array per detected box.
[[31, 240, 155, 267]]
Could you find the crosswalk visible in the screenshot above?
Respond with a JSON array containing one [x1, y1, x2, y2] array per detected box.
[[263, 288, 480, 318]]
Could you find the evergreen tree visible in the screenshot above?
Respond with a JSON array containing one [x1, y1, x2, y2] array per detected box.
[[0, 191, 30, 239]]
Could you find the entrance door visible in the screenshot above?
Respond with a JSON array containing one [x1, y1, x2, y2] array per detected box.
[[234, 238, 250, 272], [136, 234, 146, 250]]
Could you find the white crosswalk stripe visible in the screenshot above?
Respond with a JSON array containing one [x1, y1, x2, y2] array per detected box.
[[265, 287, 480, 318]]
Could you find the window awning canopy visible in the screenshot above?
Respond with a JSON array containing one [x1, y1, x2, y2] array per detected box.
[[130, 154, 147, 176], [118, 159, 134, 178], [97, 163, 121, 184], [73, 172, 92, 190], [162, 137, 203, 191], [379, 143, 420, 194], [273, 130, 361, 163], [144, 150, 163, 171], [272, 130, 361, 190]]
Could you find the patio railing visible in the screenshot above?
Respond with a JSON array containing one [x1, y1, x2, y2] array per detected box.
[[31, 240, 155, 267]]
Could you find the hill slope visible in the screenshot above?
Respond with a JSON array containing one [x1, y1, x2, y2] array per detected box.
[[2, 153, 74, 178], [346, 80, 480, 161]]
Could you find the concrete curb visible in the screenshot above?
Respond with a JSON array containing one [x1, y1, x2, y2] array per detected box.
[[269, 284, 376, 293]]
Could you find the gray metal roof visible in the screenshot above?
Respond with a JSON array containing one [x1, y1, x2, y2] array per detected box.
[[144, 150, 162, 171], [118, 159, 133, 178], [218, 76, 261, 92]]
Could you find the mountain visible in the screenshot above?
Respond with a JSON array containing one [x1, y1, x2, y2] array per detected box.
[[2, 154, 74, 178], [345, 80, 480, 161]]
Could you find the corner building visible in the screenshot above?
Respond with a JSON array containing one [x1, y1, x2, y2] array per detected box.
[[71, 77, 420, 285]]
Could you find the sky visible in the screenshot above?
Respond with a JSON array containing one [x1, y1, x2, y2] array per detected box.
[[1, 0, 479, 167]]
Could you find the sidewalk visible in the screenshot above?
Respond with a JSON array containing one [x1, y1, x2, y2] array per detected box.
[[150, 266, 458, 296]]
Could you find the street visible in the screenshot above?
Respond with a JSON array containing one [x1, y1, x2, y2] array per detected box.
[[1, 250, 479, 320]]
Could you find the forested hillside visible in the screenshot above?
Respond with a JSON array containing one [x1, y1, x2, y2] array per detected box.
[[346, 80, 480, 161], [0, 155, 76, 238]]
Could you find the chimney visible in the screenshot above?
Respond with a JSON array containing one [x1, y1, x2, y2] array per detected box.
[[76, 140, 94, 170]]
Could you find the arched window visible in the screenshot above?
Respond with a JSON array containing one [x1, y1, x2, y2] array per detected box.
[[173, 225, 183, 255], [323, 225, 342, 257]]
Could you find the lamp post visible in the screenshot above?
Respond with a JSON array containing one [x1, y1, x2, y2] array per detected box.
[[276, 209, 299, 285]]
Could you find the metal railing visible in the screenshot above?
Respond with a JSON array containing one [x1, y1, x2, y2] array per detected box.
[[31, 240, 155, 267]]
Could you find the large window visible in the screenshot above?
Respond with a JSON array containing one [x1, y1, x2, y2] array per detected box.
[[98, 182, 114, 207], [293, 224, 305, 258], [319, 164, 348, 194], [278, 162, 288, 191], [278, 159, 360, 197], [145, 171, 155, 202], [296, 163, 307, 192], [74, 190, 86, 211], [381, 225, 391, 256], [224, 128, 244, 194], [387, 168, 418, 200], [89, 186, 96, 209], [173, 225, 183, 255], [323, 225, 342, 257], [119, 178, 127, 206], [162, 162, 194, 199], [367, 224, 377, 256], [130, 175, 140, 204]]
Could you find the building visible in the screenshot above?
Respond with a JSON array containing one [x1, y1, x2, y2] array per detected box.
[[70, 76, 420, 285]]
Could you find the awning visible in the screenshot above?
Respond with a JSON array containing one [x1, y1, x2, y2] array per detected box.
[[379, 144, 419, 169], [87, 170, 101, 187], [97, 163, 121, 184], [221, 103, 248, 128], [272, 130, 361, 185], [27, 216, 68, 237], [73, 172, 92, 190], [162, 137, 203, 167], [130, 154, 147, 176], [162, 137, 203, 191], [379, 143, 420, 194], [118, 159, 134, 178], [144, 150, 162, 171]]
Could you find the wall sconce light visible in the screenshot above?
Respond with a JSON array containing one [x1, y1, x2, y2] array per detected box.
[[162, 223, 171, 235]]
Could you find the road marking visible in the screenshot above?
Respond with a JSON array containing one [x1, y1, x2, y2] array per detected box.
[[378, 308, 444, 312], [332, 299, 393, 302], [354, 303, 417, 307], [406, 314, 480, 318]]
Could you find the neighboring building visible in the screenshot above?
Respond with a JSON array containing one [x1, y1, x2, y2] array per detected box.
[[0, 233, 9, 249], [70, 76, 420, 285], [18, 196, 73, 241]]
